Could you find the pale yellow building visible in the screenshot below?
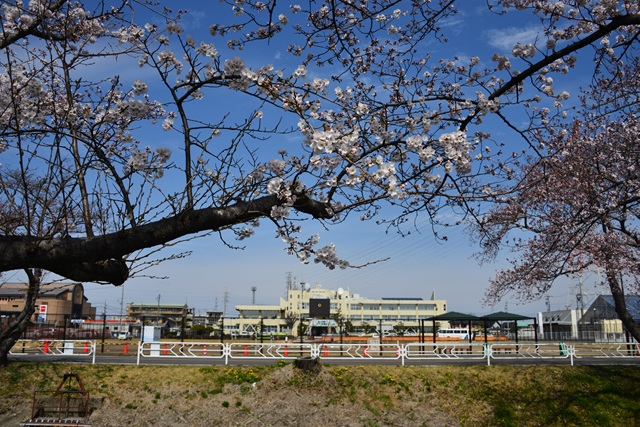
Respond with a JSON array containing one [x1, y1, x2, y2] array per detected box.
[[232, 283, 447, 337]]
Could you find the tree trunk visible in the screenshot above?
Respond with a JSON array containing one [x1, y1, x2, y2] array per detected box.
[[605, 268, 640, 343], [0, 269, 41, 367], [295, 357, 321, 373]]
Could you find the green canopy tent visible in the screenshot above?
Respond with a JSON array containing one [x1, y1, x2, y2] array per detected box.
[[479, 311, 538, 345], [423, 311, 482, 344]]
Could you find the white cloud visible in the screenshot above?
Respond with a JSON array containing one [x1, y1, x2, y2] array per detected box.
[[485, 26, 541, 52]]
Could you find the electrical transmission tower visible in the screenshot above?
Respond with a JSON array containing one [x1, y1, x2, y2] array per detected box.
[[223, 289, 229, 317]]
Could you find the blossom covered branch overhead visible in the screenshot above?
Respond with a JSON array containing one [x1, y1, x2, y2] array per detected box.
[[0, 0, 638, 286]]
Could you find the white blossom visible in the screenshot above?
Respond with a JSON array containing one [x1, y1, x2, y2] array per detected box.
[[166, 21, 183, 35], [267, 177, 284, 194], [162, 117, 173, 131], [270, 205, 290, 220], [236, 226, 255, 240], [224, 56, 245, 76], [292, 65, 307, 78], [314, 243, 349, 270], [132, 79, 148, 95], [267, 159, 286, 176]]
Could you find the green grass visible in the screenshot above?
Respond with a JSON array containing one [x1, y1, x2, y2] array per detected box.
[[1, 362, 639, 426]]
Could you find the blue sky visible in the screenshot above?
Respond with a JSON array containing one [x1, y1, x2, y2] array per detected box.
[[1, 1, 609, 318]]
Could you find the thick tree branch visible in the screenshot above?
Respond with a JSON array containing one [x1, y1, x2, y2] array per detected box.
[[0, 0, 67, 49], [460, 13, 640, 131], [0, 194, 332, 284]]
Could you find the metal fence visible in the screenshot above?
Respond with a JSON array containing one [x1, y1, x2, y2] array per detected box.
[[10, 315, 247, 342], [9, 312, 638, 344], [10, 340, 97, 363], [11, 340, 640, 366]]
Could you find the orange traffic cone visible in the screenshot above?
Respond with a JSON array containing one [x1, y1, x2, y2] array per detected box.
[[84, 342, 89, 354], [203, 345, 207, 356], [123, 343, 128, 355], [323, 345, 328, 356], [284, 345, 288, 357], [243, 345, 248, 356], [364, 346, 368, 357], [43, 341, 49, 354], [163, 343, 167, 355]]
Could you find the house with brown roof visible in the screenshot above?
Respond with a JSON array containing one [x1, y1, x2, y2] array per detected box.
[[0, 282, 97, 327]]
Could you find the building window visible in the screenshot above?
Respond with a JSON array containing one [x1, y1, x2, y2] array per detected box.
[[381, 304, 397, 311], [417, 304, 435, 311], [363, 304, 378, 311], [400, 304, 417, 311]]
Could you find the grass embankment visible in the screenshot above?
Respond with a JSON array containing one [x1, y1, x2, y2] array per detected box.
[[1, 362, 639, 427]]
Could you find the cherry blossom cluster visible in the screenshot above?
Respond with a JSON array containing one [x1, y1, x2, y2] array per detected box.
[[436, 131, 473, 175], [235, 226, 255, 240], [313, 243, 350, 270], [124, 146, 172, 178], [266, 177, 308, 219], [1, 0, 639, 284], [1, 1, 106, 46]]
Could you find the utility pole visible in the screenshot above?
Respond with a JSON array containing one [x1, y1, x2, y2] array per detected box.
[[545, 296, 552, 340], [156, 294, 161, 326], [119, 285, 124, 336], [101, 304, 107, 353], [578, 275, 584, 340]]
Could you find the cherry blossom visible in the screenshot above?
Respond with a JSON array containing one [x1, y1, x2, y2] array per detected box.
[[472, 60, 640, 341], [0, 0, 639, 363]]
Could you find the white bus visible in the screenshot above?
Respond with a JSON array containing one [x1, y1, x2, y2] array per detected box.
[[437, 328, 472, 340]]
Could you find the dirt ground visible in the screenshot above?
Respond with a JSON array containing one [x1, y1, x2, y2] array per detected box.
[[1, 364, 462, 427]]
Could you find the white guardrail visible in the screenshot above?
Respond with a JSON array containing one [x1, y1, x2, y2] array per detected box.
[[10, 340, 97, 364], [10, 340, 640, 366]]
